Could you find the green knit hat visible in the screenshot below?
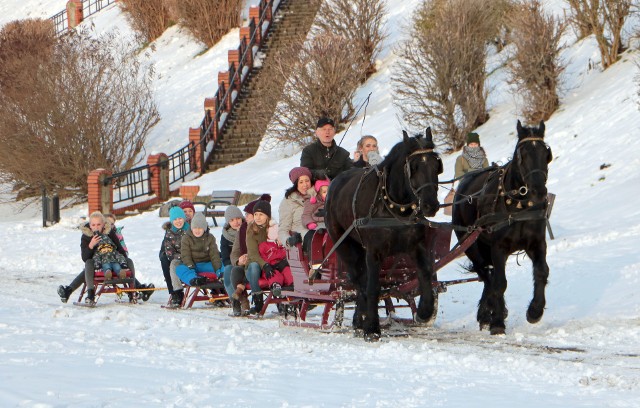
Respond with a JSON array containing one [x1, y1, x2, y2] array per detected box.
[[466, 132, 480, 145]]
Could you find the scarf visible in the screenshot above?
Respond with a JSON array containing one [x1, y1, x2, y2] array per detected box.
[[222, 224, 237, 244], [462, 146, 487, 169]]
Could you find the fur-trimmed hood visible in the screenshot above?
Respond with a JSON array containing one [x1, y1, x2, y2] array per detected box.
[[80, 220, 114, 237]]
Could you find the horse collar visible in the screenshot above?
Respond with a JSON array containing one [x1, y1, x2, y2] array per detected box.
[[380, 168, 420, 217]]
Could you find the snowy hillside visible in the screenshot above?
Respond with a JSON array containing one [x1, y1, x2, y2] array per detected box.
[[1, 1, 640, 407]]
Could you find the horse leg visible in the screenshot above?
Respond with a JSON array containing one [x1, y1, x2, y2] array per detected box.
[[526, 243, 549, 323], [334, 240, 366, 335], [463, 240, 493, 330], [362, 251, 381, 342], [415, 245, 435, 324], [487, 249, 508, 335]]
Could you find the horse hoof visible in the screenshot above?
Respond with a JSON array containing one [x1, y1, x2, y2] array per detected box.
[[490, 326, 505, 335], [414, 312, 436, 327], [364, 332, 381, 342], [353, 329, 364, 338], [526, 309, 543, 324]]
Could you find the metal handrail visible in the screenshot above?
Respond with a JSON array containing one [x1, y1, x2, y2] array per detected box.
[[51, 9, 68, 35], [195, 0, 278, 170]]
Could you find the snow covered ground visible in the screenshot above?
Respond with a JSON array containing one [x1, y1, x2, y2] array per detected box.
[[1, 1, 640, 407]]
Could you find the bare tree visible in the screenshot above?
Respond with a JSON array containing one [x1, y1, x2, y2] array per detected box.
[[315, 0, 387, 79], [507, 0, 566, 123], [262, 33, 367, 149], [175, 0, 243, 48], [393, 0, 506, 150], [566, 0, 632, 69], [0, 23, 160, 199], [120, 0, 171, 44]]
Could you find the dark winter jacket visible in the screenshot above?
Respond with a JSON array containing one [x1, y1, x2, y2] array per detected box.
[[300, 139, 352, 180], [162, 221, 189, 261], [180, 230, 222, 270], [353, 156, 368, 168], [80, 221, 127, 263], [220, 224, 238, 267]]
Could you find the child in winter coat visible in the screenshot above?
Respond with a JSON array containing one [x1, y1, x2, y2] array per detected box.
[[92, 229, 128, 280], [175, 213, 223, 288], [302, 179, 329, 264], [163, 206, 191, 306], [220, 205, 244, 269], [258, 220, 293, 297], [302, 179, 329, 231]]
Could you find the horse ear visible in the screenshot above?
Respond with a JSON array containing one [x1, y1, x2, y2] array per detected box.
[[539, 120, 545, 134], [403, 130, 410, 144], [517, 119, 523, 134], [424, 127, 432, 142]]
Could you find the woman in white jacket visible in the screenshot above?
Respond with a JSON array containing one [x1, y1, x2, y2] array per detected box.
[[278, 166, 314, 248]]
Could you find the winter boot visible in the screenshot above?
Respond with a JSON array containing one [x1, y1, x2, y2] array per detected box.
[[270, 283, 282, 298], [189, 276, 207, 286], [251, 293, 264, 315], [239, 291, 250, 315], [118, 270, 127, 279], [140, 283, 155, 302], [57, 285, 72, 303], [85, 288, 96, 305], [231, 299, 242, 317], [171, 290, 184, 307], [104, 270, 113, 280], [232, 283, 245, 300]]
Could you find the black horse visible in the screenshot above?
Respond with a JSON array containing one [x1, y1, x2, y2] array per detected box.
[[452, 120, 552, 335], [325, 129, 443, 341]]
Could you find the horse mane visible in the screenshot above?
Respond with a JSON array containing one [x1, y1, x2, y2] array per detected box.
[[379, 131, 435, 169]]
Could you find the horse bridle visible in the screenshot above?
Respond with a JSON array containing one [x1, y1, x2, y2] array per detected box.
[[381, 148, 440, 217], [503, 137, 550, 206]]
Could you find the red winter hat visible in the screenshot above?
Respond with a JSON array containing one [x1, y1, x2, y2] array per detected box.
[[179, 200, 195, 212], [289, 167, 312, 184], [244, 193, 271, 214]]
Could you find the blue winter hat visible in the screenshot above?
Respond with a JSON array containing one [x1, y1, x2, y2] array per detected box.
[[169, 206, 186, 223]]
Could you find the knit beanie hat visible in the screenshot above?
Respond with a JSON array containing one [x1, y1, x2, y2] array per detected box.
[[169, 206, 186, 223], [314, 179, 330, 193], [289, 166, 312, 184], [179, 200, 196, 213], [191, 212, 208, 230], [252, 200, 272, 218], [244, 193, 271, 214], [224, 205, 244, 224], [466, 132, 481, 145]]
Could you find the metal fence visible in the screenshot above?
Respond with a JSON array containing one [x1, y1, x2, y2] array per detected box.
[[50, 0, 116, 36]]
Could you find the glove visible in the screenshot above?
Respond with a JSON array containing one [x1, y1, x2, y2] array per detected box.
[[275, 258, 289, 271], [314, 208, 325, 218], [307, 222, 317, 230], [316, 228, 326, 235], [262, 263, 274, 279], [286, 232, 303, 247], [120, 262, 128, 270]]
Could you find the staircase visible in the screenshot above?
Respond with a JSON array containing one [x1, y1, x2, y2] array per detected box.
[[207, 0, 321, 172]]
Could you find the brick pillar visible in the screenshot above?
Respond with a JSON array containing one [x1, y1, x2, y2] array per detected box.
[[189, 127, 203, 173], [239, 27, 254, 68], [66, 0, 84, 29], [179, 185, 200, 201], [87, 168, 112, 215], [147, 153, 169, 200], [248, 6, 261, 45], [218, 71, 232, 111], [228, 50, 242, 89]]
